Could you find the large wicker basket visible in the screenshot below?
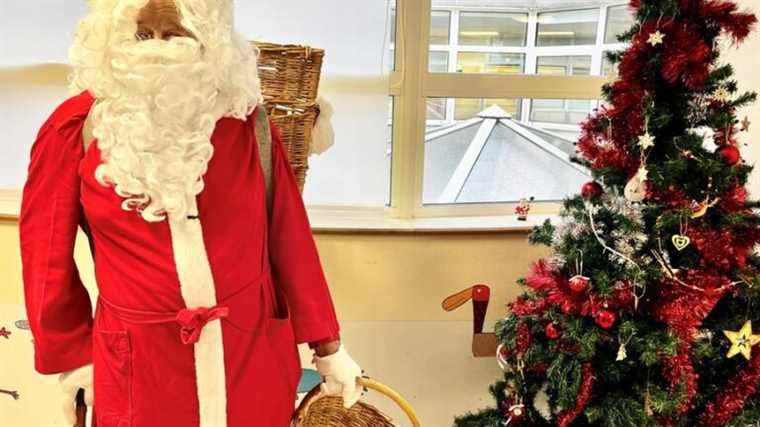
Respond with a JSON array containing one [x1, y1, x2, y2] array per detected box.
[[292, 377, 421, 427], [254, 42, 325, 193]]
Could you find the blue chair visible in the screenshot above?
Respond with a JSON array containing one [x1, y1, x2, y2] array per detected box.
[[297, 369, 322, 394]]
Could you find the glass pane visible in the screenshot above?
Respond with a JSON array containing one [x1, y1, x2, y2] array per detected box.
[[427, 98, 448, 121], [423, 123, 482, 203], [389, 4, 397, 70], [456, 124, 589, 203], [536, 55, 592, 76], [537, 9, 599, 46], [456, 52, 524, 74], [390, 6, 396, 44], [429, 51, 450, 73], [530, 99, 595, 125], [605, 4, 635, 44], [422, 98, 590, 205], [455, 98, 522, 121], [431, 10, 451, 45], [459, 12, 528, 47]]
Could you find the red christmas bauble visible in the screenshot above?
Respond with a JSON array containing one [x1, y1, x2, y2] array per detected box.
[[545, 323, 562, 340], [568, 275, 590, 293], [581, 181, 603, 199], [560, 300, 575, 315], [595, 310, 617, 330], [717, 145, 741, 165]]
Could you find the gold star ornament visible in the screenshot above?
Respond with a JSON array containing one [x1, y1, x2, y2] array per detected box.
[[740, 116, 751, 132], [723, 320, 760, 360], [648, 31, 665, 46]]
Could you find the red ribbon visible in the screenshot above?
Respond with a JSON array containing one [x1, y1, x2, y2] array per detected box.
[[175, 305, 230, 345]]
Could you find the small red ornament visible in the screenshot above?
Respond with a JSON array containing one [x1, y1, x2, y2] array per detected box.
[[595, 310, 617, 330], [507, 404, 525, 421], [568, 275, 590, 293], [561, 300, 575, 315], [717, 145, 741, 165], [545, 323, 562, 340], [581, 181, 603, 199]]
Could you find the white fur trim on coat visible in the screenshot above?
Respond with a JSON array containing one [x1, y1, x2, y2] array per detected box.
[[168, 198, 227, 427]]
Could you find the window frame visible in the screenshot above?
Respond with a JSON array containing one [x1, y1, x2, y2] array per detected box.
[[387, 0, 629, 220]]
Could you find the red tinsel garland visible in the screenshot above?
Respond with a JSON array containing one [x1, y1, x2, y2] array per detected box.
[[662, 341, 700, 415], [696, 349, 760, 426], [688, 0, 758, 42], [557, 363, 595, 427]]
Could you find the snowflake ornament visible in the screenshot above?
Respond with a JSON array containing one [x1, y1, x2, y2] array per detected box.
[[647, 31, 665, 46], [638, 132, 655, 149], [712, 86, 731, 103]]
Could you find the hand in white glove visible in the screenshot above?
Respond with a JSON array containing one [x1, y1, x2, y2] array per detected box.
[[313, 345, 363, 409], [58, 363, 94, 426]]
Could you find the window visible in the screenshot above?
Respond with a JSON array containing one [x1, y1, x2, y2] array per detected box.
[[537, 9, 599, 46], [459, 12, 528, 47], [536, 56, 592, 76], [605, 5, 635, 44], [430, 11, 451, 45], [426, 98, 448, 121], [422, 102, 587, 204], [385, 0, 621, 216], [454, 98, 522, 121], [429, 51, 449, 73], [456, 52, 525, 74], [530, 99, 595, 125]]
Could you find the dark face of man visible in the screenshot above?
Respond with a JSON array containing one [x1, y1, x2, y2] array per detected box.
[[135, 0, 196, 42]]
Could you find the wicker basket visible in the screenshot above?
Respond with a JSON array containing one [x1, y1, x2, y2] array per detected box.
[[266, 103, 319, 194], [254, 42, 324, 104], [292, 377, 421, 427], [253, 41, 325, 193]]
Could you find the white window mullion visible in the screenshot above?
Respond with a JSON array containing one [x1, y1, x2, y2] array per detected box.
[[389, 0, 431, 219], [450, 9, 460, 52], [593, 5, 608, 75], [521, 10, 539, 123], [447, 9, 460, 122]]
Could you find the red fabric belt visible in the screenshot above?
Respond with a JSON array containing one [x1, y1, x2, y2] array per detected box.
[[97, 263, 270, 345]]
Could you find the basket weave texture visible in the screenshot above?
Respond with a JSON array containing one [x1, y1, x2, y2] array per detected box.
[[293, 378, 420, 427], [254, 42, 325, 193], [295, 395, 395, 427]]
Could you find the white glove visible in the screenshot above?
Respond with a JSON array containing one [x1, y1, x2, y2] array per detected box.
[[58, 363, 94, 426], [313, 345, 363, 409]]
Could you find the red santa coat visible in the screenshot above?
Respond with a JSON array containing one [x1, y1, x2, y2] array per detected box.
[[19, 90, 341, 427]]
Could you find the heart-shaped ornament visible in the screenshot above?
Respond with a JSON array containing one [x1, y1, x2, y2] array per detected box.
[[672, 234, 691, 251]]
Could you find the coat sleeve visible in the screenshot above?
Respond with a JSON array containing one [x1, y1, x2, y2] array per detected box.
[[266, 121, 341, 345], [19, 119, 94, 375]]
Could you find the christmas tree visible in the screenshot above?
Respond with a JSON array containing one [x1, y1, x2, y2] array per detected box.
[[455, 1, 760, 425]]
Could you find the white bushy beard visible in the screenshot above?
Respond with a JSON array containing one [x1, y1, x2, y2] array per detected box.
[[69, 0, 262, 222]]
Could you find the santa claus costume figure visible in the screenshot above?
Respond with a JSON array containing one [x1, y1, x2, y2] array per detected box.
[[18, 1, 363, 426]]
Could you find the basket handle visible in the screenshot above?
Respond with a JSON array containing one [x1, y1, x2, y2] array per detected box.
[[357, 377, 421, 427]]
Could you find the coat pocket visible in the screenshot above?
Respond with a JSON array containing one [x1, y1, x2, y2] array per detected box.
[[265, 316, 301, 392], [263, 273, 300, 389], [93, 329, 132, 427]]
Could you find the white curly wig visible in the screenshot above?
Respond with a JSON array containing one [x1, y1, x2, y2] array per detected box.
[[68, 0, 262, 222]]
